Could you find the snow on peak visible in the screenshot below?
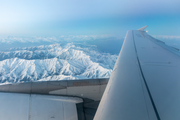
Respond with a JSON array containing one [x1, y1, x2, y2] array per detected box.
[[0, 43, 117, 84]]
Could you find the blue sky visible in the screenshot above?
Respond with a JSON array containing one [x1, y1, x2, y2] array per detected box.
[[0, 0, 180, 37]]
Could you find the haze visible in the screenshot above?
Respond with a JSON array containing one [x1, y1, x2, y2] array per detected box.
[[0, 0, 180, 37]]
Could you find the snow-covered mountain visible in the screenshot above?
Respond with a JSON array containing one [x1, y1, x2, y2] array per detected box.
[[0, 43, 118, 84]]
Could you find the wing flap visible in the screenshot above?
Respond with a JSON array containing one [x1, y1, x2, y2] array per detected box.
[[0, 78, 108, 101], [134, 30, 180, 119]]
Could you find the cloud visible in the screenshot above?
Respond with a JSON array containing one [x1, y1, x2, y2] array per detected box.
[[153, 35, 180, 49], [0, 35, 121, 44], [153, 35, 180, 40]]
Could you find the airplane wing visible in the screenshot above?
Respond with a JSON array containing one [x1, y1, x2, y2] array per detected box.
[[0, 78, 108, 120], [94, 26, 180, 120], [0, 26, 179, 120]]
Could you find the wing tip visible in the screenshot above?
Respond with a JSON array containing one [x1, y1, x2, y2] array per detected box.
[[138, 25, 148, 31]]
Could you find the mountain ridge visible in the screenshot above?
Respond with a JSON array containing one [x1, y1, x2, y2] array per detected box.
[[0, 43, 117, 84]]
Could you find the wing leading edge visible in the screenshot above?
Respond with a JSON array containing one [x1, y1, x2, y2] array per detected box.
[[94, 26, 180, 120]]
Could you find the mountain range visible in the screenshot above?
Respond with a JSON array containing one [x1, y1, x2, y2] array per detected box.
[[0, 43, 118, 84]]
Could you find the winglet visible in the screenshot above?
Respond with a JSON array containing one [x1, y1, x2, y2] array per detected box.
[[138, 25, 148, 31]]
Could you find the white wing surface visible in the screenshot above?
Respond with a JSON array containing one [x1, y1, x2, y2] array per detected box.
[[94, 27, 180, 120]]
